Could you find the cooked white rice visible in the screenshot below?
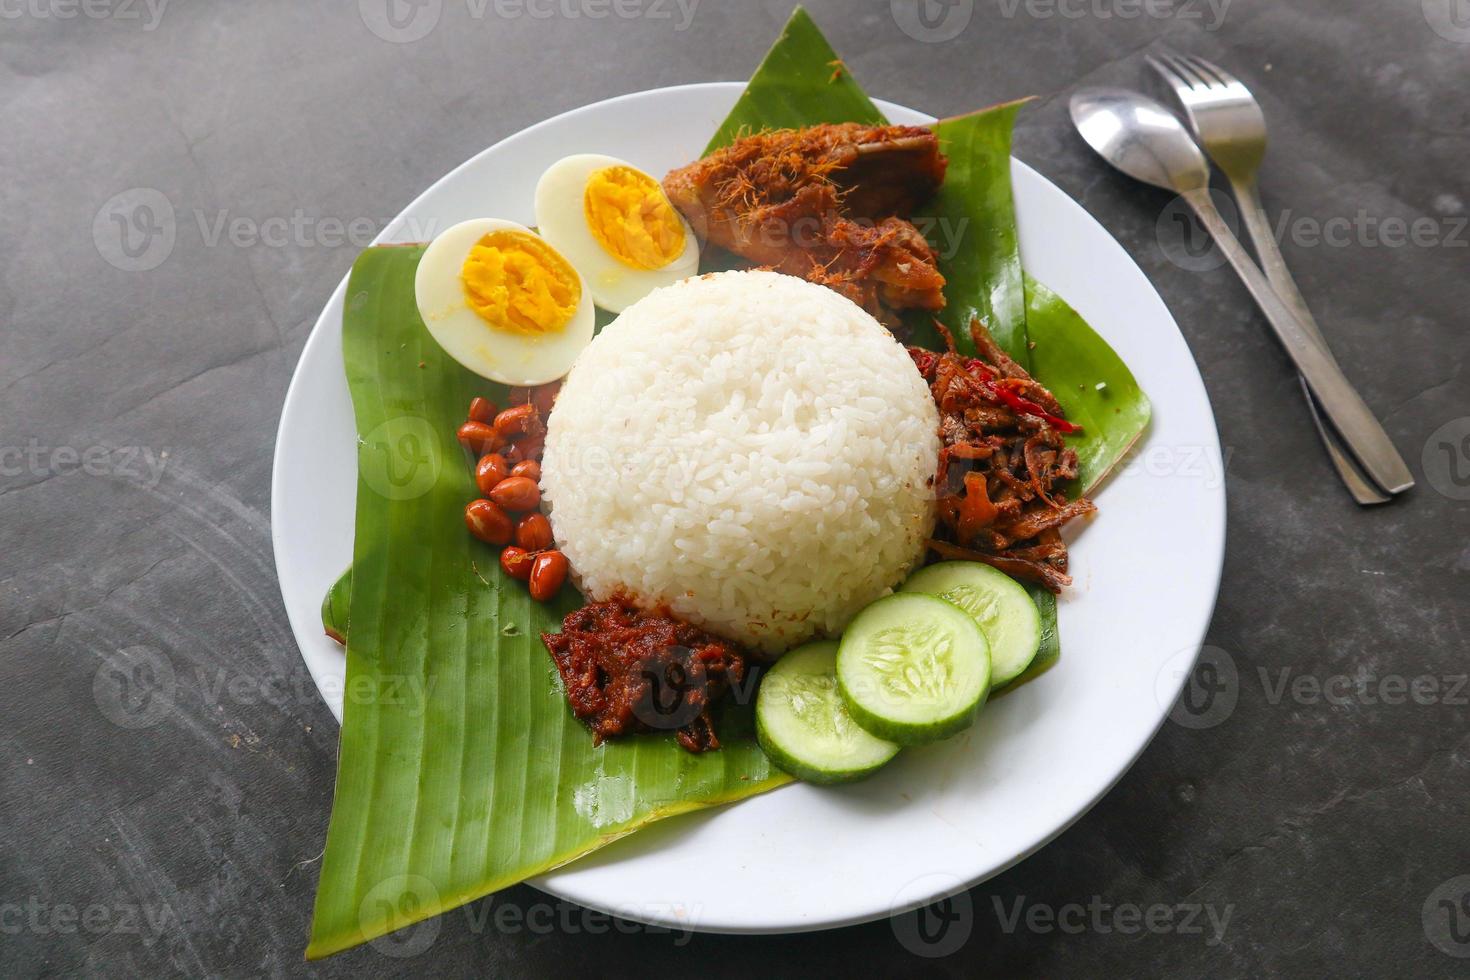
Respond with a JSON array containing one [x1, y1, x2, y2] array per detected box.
[[540, 270, 940, 653]]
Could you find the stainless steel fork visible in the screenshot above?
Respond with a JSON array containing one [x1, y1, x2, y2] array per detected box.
[[1147, 51, 1413, 503]]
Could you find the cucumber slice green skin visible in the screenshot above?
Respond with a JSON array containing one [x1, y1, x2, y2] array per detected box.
[[836, 593, 991, 746], [900, 561, 1042, 688], [756, 641, 900, 784]]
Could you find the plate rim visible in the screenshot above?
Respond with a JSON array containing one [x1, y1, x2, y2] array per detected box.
[[271, 80, 1225, 936]]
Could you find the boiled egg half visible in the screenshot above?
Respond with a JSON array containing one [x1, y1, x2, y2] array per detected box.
[[534, 154, 700, 312], [414, 218, 594, 386]]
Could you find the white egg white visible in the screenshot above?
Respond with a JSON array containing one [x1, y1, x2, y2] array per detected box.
[[534, 154, 700, 313], [414, 217, 594, 386]]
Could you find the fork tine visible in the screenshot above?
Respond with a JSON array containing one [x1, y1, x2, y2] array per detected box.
[[1145, 53, 1192, 94], [1180, 54, 1234, 90], [1162, 53, 1211, 90]]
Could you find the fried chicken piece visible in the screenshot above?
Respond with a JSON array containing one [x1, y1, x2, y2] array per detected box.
[[663, 123, 948, 323]]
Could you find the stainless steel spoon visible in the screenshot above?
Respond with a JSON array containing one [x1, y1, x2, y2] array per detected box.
[[1069, 87, 1414, 495]]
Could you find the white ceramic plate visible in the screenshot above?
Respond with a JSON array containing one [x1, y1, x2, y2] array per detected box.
[[272, 83, 1225, 934]]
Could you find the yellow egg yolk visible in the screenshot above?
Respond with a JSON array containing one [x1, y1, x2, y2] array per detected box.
[[460, 230, 580, 335], [583, 165, 686, 271]]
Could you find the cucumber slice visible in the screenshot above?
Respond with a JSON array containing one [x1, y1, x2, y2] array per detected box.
[[836, 593, 990, 745], [900, 561, 1042, 687], [756, 641, 900, 784]]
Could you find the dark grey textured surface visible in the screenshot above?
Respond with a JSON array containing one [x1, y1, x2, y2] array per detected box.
[[2, 0, 1467, 975]]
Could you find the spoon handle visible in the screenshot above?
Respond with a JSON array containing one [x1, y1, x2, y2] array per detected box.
[[1182, 188, 1414, 495], [1230, 178, 1391, 504]]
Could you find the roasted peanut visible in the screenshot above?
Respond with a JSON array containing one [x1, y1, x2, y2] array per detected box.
[[456, 421, 498, 455], [474, 453, 510, 496], [515, 512, 553, 551], [499, 545, 535, 581], [467, 396, 497, 424], [489, 476, 540, 512], [510, 459, 541, 482], [529, 550, 569, 601], [464, 499, 513, 545], [493, 404, 539, 441]]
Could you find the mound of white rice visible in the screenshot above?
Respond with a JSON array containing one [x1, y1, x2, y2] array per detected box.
[[540, 270, 940, 653]]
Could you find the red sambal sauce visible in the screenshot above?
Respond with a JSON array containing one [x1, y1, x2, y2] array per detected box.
[[541, 596, 751, 753]]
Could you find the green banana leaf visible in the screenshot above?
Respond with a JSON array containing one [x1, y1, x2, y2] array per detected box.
[[306, 246, 788, 959], [320, 567, 350, 645], [704, 6, 881, 150], [926, 100, 1034, 360], [309, 6, 1151, 955], [1026, 275, 1153, 493]]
